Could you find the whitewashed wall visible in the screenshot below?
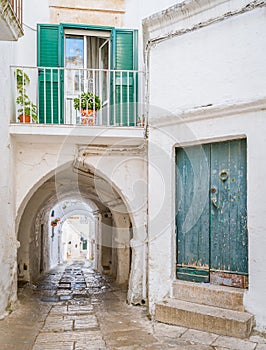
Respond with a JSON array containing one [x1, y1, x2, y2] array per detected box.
[[0, 42, 18, 318], [16, 0, 49, 67], [0, 0, 49, 318], [61, 216, 92, 261], [124, 0, 180, 70], [144, 0, 266, 331]]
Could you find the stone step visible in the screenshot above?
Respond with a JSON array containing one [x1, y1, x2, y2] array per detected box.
[[172, 280, 245, 311], [155, 298, 254, 339]]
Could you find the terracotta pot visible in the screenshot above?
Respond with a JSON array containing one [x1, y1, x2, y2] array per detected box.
[[81, 109, 95, 117], [81, 109, 96, 125], [18, 115, 31, 123]]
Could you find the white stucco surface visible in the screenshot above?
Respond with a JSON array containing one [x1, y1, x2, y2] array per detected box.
[[144, 0, 266, 330], [0, 42, 18, 317], [148, 10, 266, 115]]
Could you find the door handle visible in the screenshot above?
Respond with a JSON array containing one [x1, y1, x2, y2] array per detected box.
[[211, 187, 219, 209], [211, 197, 219, 209]]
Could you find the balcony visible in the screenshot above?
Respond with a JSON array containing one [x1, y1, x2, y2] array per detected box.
[[0, 0, 23, 41], [11, 66, 145, 128]]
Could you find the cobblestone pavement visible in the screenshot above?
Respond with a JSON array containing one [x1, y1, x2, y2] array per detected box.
[[0, 260, 266, 350]]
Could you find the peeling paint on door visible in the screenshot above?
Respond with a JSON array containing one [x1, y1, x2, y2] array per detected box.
[[176, 139, 248, 287]]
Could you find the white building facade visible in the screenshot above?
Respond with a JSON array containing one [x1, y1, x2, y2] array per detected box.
[[1, 0, 266, 335], [144, 0, 266, 332]]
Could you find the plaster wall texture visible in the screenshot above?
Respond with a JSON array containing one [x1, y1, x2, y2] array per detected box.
[[61, 216, 95, 261], [100, 215, 113, 273], [49, 0, 124, 13], [144, 0, 266, 330], [124, 0, 179, 71], [124, 0, 180, 28], [47, 205, 95, 270], [49, 0, 124, 26], [112, 212, 131, 284], [16, 0, 49, 67], [49, 206, 64, 267], [146, 1, 266, 115], [0, 41, 18, 318], [61, 217, 90, 259], [15, 142, 75, 217]]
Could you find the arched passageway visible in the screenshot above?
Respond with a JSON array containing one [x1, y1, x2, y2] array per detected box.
[[16, 161, 136, 302]]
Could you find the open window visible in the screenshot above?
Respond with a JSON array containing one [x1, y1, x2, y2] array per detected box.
[[37, 24, 138, 126], [64, 29, 111, 123]]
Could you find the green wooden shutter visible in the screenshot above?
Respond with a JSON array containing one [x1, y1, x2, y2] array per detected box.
[[37, 24, 63, 124], [111, 29, 138, 126]]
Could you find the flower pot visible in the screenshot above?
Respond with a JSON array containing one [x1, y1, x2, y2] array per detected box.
[[81, 109, 96, 125], [18, 114, 31, 123]]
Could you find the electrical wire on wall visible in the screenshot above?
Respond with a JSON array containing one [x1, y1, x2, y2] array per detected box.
[[23, 23, 37, 31]]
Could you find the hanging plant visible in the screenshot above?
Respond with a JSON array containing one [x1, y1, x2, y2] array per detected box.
[[51, 217, 60, 227]]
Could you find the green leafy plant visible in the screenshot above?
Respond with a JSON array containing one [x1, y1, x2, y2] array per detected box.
[[15, 69, 38, 122], [73, 91, 101, 111]]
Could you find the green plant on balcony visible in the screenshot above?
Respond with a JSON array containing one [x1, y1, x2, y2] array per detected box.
[[15, 68, 38, 123], [74, 91, 101, 125], [74, 91, 101, 113]]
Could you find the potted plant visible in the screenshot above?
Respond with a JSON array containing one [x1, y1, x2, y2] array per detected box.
[[15, 69, 38, 123], [51, 217, 60, 227], [73, 91, 101, 125]]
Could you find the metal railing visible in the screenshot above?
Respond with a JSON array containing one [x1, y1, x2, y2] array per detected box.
[[11, 66, 145, 127], [9, 0, 23, 26]]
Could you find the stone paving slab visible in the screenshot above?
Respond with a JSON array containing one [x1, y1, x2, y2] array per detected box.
[[56, 290, 72, 296], [212, 335, 257, 350], [104, 329, 158, 348], [181, 328, 219, 345], [36, 330, 103, 343], [74, 315, 98, 330], [41, 318, 73, 332], [0, 343, 33, 350], [74, 341, 107, 349], [256, 345, 266, 350], [32, 342, 73, 350], [68, 304, 94, 312], [153, 322, 188, 337], [49, 305, 68, 315], [99, 317, 144, 334], [59, 295, 72, 301], [249, 334, 266, 344]]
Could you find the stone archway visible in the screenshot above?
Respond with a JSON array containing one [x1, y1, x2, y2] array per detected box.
[[16, 147, 146, 305]]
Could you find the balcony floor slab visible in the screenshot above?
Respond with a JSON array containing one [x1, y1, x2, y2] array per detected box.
[[9, 124, 145, 146]]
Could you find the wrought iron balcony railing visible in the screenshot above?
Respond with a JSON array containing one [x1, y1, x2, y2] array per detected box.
[[11, 66, 145, 127]]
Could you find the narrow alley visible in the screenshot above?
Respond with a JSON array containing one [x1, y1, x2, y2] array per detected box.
[[0, 260, 265, 350]]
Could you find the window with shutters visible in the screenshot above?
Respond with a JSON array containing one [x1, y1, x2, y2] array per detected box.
[[37, 24, 138, 126]]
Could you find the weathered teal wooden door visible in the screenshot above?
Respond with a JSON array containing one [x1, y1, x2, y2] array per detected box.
[[176, 139, 248, 287]]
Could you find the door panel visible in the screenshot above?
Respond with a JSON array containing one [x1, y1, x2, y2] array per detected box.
[[176, 145, 210, 282], [176, 139, 248, 287], [210, 139, 248, 286], [210, 141, 231, 273]]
